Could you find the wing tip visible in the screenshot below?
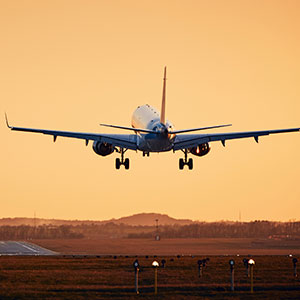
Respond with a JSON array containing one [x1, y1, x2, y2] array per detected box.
[[4, 112, 12, 129]]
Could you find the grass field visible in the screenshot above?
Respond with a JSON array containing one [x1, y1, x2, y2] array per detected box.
[[0, 255, 299, 299], [1, 239, 299, 299]]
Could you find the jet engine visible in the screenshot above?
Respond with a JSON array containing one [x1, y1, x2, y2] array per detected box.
[[189, 143, 210, 157], [92, 141, 114, 156]]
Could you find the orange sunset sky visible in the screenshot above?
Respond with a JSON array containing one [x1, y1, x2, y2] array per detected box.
[[1, 0, 299, 222]]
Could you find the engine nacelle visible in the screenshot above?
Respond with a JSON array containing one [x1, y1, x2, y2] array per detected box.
[[189, 143, 210, 157], [92, 141, 114, 156]]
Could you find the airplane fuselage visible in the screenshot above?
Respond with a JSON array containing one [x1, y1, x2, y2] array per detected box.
[[131, 104, 175, 152]]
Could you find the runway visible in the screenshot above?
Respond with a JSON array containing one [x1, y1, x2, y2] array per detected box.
[[0, 241, 57, 255]]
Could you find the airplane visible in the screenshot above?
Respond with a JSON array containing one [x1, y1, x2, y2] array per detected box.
[[5, 67, 300, 170]]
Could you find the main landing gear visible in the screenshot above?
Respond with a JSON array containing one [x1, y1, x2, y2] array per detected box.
[[115, 148, 129, 170], [179, 149, 193, 170]]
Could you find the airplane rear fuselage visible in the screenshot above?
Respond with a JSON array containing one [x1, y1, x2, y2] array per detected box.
[[131, 104, 175, 152]]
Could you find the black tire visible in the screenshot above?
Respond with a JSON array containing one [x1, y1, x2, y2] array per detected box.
[[115, 158, 121, 169], [124, 158, 130, 170], [179, 158, 184, 170], [188, 158, 193, 170]]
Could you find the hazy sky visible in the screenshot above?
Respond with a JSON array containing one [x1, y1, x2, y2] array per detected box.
[[1, 0, 299, 222]]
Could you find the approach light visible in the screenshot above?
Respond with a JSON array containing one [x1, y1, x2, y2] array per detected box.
[[152, 261, 159, 268], [248, 258, 255, 293], [292, 258, 298, 278], [229, 259, 235, 291], [152, 260, 159, 295], [133, 259, 139, 269]]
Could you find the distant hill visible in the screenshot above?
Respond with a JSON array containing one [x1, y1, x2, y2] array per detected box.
[[0, 213, 194, 227], [109, 213, 193, 226]]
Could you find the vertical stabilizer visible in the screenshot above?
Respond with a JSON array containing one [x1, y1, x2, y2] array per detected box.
[[160, 66, 167, 124]]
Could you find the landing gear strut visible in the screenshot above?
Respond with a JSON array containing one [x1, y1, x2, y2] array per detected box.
[[179, 149, 193, 170], [115, 148, 129, 170]]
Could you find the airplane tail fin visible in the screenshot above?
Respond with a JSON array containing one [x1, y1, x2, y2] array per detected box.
[[160, 66, 167, 124]]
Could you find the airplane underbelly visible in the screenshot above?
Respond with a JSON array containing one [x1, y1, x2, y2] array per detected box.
[[138, 135, 173, 152]]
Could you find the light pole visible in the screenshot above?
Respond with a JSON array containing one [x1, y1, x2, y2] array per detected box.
[[155, 219, 160, 241], [133, 259, 139, 294], [243, 258, 249, 277], [229, 259, 235, 291], [152, 260, 159, 294], [248, 259, 255, 293], [292, 258, 298, 277], [197, 260, 203, 277]]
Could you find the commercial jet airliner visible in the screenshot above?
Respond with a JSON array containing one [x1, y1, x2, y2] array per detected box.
[[5, 67, 300, 170]]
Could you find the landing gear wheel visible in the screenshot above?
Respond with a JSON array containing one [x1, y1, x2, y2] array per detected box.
[[115, 148, 129, 170], [188, 158, 193, 170], [124, 158, 130, 170], [179, 158, 184, 170], [179, 149, 194, 170], [115, 158, 121, 169]]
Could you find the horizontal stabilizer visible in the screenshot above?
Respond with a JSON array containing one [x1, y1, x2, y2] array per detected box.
[[100, 123, 158, 134], [170, 124, 232, 134]]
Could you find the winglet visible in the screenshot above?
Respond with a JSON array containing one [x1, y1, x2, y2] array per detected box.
[[160, 66, 167, 124], [5, 112, 12, 128]]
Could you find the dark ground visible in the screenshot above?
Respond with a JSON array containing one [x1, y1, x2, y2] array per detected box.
[[32, 238, 300, 256], [0, 255, 299, 299]]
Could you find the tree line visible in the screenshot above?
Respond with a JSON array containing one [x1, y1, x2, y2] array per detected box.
[[0, 225, 84, 240], [0, 221, 300, 239], [128, 221, 300, 239]]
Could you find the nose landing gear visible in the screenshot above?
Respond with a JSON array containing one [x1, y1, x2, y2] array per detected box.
[[115, 148, 130, 170], [179, 149, 193, 170]]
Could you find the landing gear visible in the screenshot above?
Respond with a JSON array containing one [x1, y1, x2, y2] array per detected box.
[[188, 158, 193, 170], [124, 158, 130, 170], [179, 158, 184, 170], [115, 148, 130, 170], [116, 158, 121, 169], [143, 151, 150, 157], [179, 149, 193, 170]]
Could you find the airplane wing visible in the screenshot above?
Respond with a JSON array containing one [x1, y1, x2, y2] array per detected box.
[[7, 123, 138, 150], [173, 128, 300, 150]]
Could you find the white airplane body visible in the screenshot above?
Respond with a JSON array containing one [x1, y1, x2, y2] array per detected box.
[[6, 67, 300, 170], [132, 104, 175, 152]]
